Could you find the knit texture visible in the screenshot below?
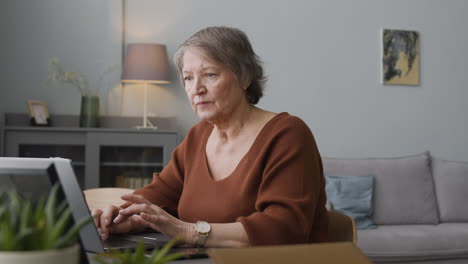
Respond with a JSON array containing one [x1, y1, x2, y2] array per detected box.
[[133, 112, 329, 245]]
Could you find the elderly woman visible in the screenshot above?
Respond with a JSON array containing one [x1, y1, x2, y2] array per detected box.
[[94, 26, 328, 247]]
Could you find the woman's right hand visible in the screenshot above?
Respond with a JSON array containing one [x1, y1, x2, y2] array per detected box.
[[92, 205, 144, 240]]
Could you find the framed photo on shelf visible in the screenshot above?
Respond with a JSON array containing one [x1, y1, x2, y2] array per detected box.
[[27, 100, 50, 126]]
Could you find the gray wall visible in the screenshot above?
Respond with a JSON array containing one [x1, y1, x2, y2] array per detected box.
[[1, 0, 122, 116], [0, 3, 7, 97], [3, 0, 468, 161], [124, 0, 468, 161]]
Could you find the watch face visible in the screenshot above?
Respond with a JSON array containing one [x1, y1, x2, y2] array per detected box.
[[195, 221, 211, 233]]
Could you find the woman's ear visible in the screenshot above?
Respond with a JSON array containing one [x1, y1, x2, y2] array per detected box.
[[236, 75, 250, 90], [243, 80, 251, 90]]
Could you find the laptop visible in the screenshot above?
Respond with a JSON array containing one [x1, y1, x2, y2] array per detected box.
[[0, 157, 207, 260]]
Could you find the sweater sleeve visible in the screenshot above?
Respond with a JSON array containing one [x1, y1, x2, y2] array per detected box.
[[128, 139, 186, 216], [236, 117, 325, 245]]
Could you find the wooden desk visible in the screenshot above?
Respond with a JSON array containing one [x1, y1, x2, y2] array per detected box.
[[169, 258, 213, 264], [87, 242, 371, 264]]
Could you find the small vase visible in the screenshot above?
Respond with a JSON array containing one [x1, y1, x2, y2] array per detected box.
[[79, 95, 100, 128]]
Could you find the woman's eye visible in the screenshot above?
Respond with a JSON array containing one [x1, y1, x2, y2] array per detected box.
[[205, 73, 217, 78], [184, 76, 192, 81]]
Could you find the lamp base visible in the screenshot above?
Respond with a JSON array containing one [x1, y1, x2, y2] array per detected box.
[[135, 125, 159, 130], [135, 118, 158, 130]]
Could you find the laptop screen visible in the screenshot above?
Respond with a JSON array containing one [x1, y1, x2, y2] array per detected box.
[[0, 157, 104, 254]]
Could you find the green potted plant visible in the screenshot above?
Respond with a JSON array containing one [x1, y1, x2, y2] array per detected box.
[[94, 238, 185, 264], [0, 184, 92, 264]]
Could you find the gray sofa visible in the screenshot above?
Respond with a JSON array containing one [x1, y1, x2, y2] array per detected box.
[[323, 152, 468, 264]]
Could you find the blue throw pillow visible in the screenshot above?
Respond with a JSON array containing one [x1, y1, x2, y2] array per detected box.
[[325, 175, 376, 229]]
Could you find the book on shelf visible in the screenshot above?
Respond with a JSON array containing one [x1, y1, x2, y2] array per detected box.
[[115, 175, 152, 189]]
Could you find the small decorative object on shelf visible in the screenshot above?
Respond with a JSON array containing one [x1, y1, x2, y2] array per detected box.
[[79, 95, 100, 128], [27, 100, 51, 126]]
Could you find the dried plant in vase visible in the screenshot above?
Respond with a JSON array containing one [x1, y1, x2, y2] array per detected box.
[[46, 57, 119, 97], [45, 57, 120, 127]]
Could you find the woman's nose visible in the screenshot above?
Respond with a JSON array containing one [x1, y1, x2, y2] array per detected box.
[[193, 77, 206, 95]]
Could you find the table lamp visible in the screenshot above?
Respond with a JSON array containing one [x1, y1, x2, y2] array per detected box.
[[121, 43, 170, 129]]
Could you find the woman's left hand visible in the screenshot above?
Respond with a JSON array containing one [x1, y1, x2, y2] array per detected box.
[[114, 194, 193, 243]]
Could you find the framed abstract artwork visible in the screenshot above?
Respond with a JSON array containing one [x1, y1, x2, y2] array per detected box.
[[382, 29, 420, 85]]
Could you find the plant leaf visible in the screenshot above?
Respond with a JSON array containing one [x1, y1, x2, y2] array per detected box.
[[152, 237, 179, 262], [49, 208, 72, 248], [45, 184, 60, 229], [56, 199, 69, 217], [154, 252, 185, 264], [1, 221, 16, 251], [132, 241, 147, 263], [54, 214, 92, 249], [19, 199, 32, 233]]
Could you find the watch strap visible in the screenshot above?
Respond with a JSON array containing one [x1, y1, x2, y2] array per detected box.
[[194, 221, 211, 247], [196, 232, 209, 247]]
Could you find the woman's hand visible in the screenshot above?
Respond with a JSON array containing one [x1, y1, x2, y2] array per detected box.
[[115, 194, 194, 244], [92, 205, 146, 240]]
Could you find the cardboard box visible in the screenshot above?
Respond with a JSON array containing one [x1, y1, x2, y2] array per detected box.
[[208, 242, 372, 264]]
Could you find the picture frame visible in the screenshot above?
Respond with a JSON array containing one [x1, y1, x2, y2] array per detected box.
[[382, 29, 420, 86], [27, 100, 51, 126]]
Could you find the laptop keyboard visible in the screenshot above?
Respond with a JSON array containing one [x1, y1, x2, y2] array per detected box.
[[103, 233, 167, 251]]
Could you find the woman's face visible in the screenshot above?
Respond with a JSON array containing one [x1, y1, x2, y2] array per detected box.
[[182, 47, 247, 122]]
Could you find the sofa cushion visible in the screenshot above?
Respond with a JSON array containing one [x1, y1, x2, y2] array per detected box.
[[323, 152, 439, 225], [432, 158, 468, 222], [325, 175, 376, 229], [358, 224, 468, 262]]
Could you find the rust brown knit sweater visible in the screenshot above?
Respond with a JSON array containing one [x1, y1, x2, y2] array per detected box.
[[133, 112, 329, 245]]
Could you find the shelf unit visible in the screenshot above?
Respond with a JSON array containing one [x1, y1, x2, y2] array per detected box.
[[2, 121, 178, 189]]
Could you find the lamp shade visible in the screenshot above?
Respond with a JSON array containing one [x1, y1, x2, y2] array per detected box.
[[121, 43, 170, 84]]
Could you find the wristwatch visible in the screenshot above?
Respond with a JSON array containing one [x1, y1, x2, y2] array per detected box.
[[193, 221, 211, 247]]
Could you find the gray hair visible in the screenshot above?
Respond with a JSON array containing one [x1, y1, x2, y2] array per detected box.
[[174, 26, 266, 105]]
